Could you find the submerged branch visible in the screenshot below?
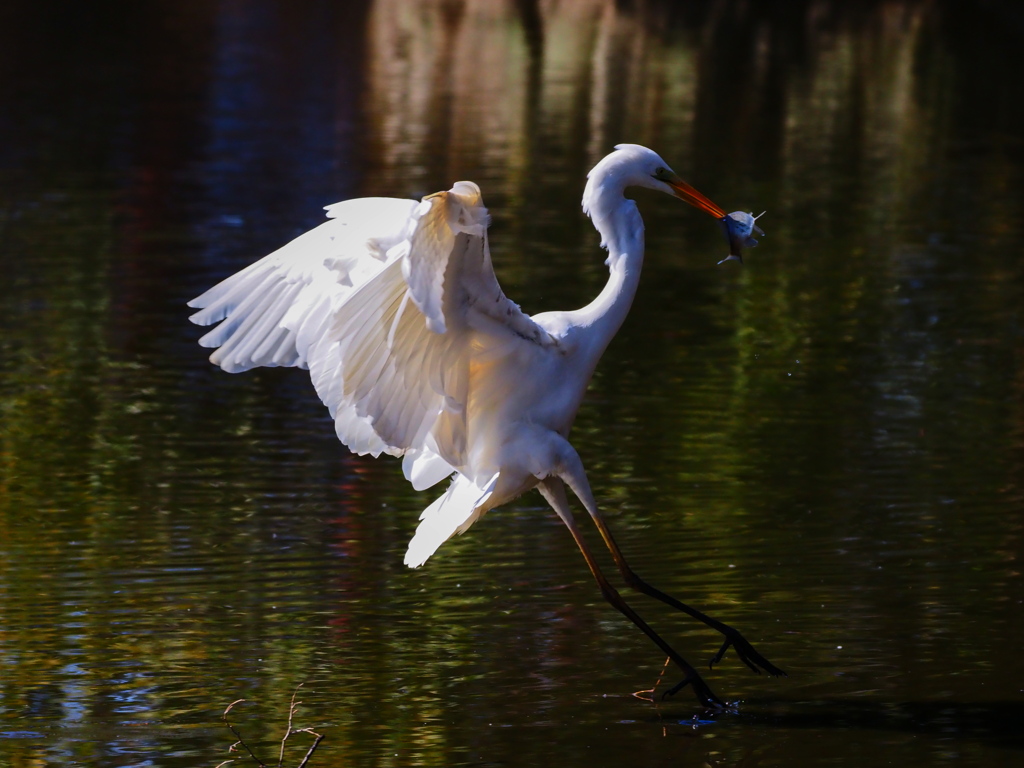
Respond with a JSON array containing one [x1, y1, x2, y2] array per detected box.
[[217, 687, 324, 768]]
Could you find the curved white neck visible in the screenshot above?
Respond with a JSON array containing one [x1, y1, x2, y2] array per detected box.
[[570, 193, 645, 362]]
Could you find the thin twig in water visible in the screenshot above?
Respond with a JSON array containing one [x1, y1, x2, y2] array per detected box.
[[222, 699, 266, 767], [278, 686, 301, 768], [293, 728, 325, 768], [632, 656, 671, 704], [278, 685, 324, 768]]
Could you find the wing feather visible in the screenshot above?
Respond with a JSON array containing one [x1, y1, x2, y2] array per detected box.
[[189, 196, 418, 372], [403, 472, 499, 568]]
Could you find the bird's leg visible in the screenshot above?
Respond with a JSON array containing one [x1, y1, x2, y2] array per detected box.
[[537, 479, 727, 710], [590, 512, 785, 676], [556, 457, 785, 678]]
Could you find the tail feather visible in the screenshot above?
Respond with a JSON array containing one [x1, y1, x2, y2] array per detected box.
[[404, 472, 498, 568]]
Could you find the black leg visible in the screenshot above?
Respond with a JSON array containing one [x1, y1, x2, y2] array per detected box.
[[587, 512, 786, 677], [539, 479, 730, 709]]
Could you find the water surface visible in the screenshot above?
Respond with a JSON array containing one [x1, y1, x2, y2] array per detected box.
[[1, 1, 1023, 766]]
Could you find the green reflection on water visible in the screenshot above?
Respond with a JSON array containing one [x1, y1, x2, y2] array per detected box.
[[1, 1, 1023, 766]]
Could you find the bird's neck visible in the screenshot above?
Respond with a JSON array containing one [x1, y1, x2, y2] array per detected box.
[[572, 195, 645, 361]]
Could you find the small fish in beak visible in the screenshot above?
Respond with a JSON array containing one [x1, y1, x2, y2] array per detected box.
[[718, 211, 765, 264]]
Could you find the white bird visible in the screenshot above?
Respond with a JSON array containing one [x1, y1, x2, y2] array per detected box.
[[188, 144, 781, 708]]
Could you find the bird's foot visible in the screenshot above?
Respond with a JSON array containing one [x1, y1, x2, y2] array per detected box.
[[660, 670, 733, 711], [709, 631, 786, 677]]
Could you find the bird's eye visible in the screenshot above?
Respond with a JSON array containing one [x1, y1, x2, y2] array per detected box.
[[654, 167, 667, 179]]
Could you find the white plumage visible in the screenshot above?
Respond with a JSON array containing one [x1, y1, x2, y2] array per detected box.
[[189, 145, 780, 708], [191, 180, 560, 563]]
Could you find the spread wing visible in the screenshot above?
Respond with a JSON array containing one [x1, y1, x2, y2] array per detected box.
[[187, 196, 417, 373], [189, 181, 555, 490]]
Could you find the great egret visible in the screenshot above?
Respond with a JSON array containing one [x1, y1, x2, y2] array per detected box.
[[189, 144, 782, 708]]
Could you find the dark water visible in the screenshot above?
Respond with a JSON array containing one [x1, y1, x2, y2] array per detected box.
[[2, 1, 1023, 765]]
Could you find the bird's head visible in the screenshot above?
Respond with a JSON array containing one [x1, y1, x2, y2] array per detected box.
[[583, 144, 765, 262], [583, 144, 727, 220]]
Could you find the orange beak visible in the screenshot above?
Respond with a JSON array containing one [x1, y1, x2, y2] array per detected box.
[[664, 173, 727, 219]]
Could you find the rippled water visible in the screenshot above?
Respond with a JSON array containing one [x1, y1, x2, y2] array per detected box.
[[1, 1, 1023, 766]]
